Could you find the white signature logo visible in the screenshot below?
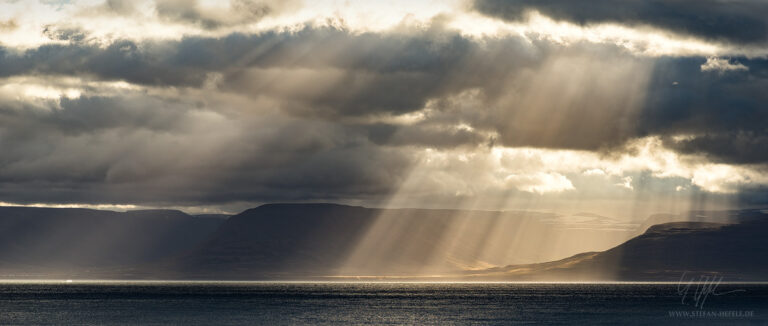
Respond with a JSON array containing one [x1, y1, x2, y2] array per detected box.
[[676, 272, 745, 309]]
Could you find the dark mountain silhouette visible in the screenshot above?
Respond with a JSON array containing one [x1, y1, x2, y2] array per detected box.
[[172, 204, 637, 279], [0, 204, 764, 281], [0, 207, 224, 276], [193, 214, 231, 220], [473, 210, 768, 281], [173, 204, 377, 278]]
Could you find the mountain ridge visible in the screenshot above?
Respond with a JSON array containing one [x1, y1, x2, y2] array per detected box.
[[467, 218, 768, 282], [0, 204, 763, 281]]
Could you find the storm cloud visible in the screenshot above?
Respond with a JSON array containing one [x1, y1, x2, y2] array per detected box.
[[474, 0, 768, 45], [5, 28, 764, 152], [155, 0, 300, 29], [0, 0, 767, 210], [0, 89, 409, 206]]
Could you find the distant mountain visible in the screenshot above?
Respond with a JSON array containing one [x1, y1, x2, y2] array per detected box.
[[473, 211, 768, 281], [193, 214, 232, 220], [0, 204, 763, 281], [633, 209, 764, 234], [173, 204, 376, 278], [0, 207, 224, 276], [173, 203, 638, 279]]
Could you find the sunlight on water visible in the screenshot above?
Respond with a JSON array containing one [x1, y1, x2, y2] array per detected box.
[[0, 282, 764, 325]]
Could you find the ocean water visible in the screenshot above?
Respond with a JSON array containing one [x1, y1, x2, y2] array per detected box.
[[0, 282, 765, 325]]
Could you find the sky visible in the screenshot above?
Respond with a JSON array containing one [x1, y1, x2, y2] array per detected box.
[[0, 0, 767, 217]]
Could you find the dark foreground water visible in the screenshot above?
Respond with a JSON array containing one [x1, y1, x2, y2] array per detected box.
[[0, 282, 766, 325]]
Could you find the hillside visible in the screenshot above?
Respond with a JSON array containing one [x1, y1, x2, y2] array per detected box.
[[173, 203, 638, 278], [472, 212, 768, 281], [0, 204, 763, 281]]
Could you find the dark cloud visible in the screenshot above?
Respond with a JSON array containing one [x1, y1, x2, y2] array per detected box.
[[0, 40, 206, 85], [3, 27, 767, 157], [42, 25, 88, 43], [0, 96, 189, 136], [1, 24, 768, 206], [640, 58, 765, 137], [637, 57, 768, 163], [0, 91, 409, 206], [0, 27, 526, 205], [474, 0, 768, 45], [1, 27, 536, 114], [664, 132, 768, 165], [155, 0, 300, 29]]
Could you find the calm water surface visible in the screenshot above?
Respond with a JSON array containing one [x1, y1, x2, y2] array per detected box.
[[0, 282, 765, 325]]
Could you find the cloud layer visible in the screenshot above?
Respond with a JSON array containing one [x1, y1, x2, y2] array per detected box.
[[474, 0, 768, 45], [0, 0, 766, 213]]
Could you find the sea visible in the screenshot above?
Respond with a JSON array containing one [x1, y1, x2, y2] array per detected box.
[[0, 282, 765, 325]]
